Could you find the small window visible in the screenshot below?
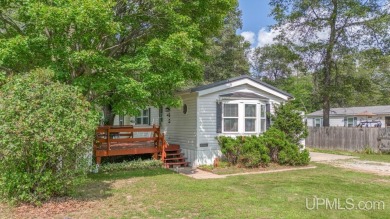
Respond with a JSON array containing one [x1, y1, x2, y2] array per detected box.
[[135, 109, 149, 125], [314, 118, 322, 127], [119, 115, 125, 126], [183, 104, 187, 114], [245, 104, 256, 132], [260, 104, 266, 132], [345, 117, 357, 127], [159, 107, 163, 125], [223, 104, 238, 132]]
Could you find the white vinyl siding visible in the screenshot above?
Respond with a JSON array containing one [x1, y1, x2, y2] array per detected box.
[[162, 93, 198, 153], [307, 116, 388, 127], [196, 84, 287, 156]]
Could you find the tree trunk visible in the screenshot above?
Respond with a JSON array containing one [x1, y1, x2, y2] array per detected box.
[[322, 0, 338, 127], [103, 105, 116, 126]]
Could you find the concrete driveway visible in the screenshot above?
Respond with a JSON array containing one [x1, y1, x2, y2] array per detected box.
[[310, 152, 358, 162]]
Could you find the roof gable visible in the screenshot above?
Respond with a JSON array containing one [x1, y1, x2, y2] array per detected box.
[[219, 92, 269, 99], [190, 75, 293, 100]]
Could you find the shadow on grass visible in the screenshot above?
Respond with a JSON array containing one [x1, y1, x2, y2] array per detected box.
[[72, 168, 175, 201]]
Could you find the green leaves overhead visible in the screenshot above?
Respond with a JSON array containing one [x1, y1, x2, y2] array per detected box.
[[204, 6, 250, 83], [0, 0, 236, 118]]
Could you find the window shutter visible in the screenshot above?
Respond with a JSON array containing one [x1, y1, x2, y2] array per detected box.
[[216, 102, 222, 133], [266, 103, 271, 130], [148, 108, 151, 125]]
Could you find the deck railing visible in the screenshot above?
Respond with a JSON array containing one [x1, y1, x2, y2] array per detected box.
[[94, 125, 167, 163]]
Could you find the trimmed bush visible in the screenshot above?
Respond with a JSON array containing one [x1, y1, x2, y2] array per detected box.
[[218, 136, 271, 168], [240, 135, 270, 167], [271, 102, 308, 146], [258, 127, 310, 165], [217, 128, 310, 167], [217, 136, 243, 165], [0, 69, 99, 204], [279, 148, 310, 166]]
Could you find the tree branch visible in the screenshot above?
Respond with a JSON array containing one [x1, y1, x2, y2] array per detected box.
[[0, 13, 24, 35]]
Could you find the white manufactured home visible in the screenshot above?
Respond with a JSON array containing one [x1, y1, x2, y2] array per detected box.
[[111, 76, 293, 166], [307, 106, 390, 128]]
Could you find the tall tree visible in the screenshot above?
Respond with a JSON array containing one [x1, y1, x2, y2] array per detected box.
[[269, 0, 390, 126], [252, 43, 306, 80], [203, 6, 250, 83], [0, 0, 236, 124]]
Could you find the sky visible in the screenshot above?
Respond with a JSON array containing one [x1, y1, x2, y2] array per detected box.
[[238, 0, 277, 47]]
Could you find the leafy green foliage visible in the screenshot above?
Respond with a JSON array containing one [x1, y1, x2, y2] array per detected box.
[[256, 127, 310, 165], [0, 69, 99, 204], [269, 0, 390, 126], [252, 43, 306, 80], [99, 159, 163, 173], [204, 5, 250, 82], [0, 0, 236, 123], [271, 102, 308, 145], [217, 135, 270, 167], [218, 103, 310, 167], [278, 147, 310, 166], [239, 136, 271, 168], [217, 136, 243, 165]]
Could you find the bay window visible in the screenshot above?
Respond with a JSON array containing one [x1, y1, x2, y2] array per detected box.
[[223, 104, 239, 132], [222, 101, 266, 133], [245, 104, 256, 132], [260, 104, 266, 132]]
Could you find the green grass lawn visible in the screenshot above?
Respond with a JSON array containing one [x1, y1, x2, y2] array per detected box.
[[309, 148, 390, 163], [4, 163, 384, 218]]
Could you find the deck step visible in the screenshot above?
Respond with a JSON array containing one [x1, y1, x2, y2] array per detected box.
[[165, 162, 189, 168], [164, 157, 185, 161], [165, 148, 181, 152], [159, 144, 188, 168], [158, 152, 184, 157]]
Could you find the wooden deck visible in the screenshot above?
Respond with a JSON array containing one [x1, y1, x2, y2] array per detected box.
[[93, 125, 168, 164]]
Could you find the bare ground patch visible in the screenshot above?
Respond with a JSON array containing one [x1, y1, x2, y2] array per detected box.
[[317, 159, 390, 176]]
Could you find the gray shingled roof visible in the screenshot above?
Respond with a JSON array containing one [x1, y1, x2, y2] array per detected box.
[[190, 75, 293, 98], [307, 105, 390, 117], [219, 92, 269, 99]]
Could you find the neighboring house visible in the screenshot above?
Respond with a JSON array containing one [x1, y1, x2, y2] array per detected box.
[[111, 75, 293, 166], [307, 105, 390, 128]]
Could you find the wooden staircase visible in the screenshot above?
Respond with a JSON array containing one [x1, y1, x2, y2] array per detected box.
[[161, 144, 189, 168]]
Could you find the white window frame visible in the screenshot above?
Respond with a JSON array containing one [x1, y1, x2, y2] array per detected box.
[[314, 118, 322, 127], [244, 104, 257, 133], [345, 117, 357, 127], [222, 103, 239, 133], [222, 100, 264, 134], [119, 114, 125, 126], [135, 109, 149, 125], [260, 104, 266, 133]]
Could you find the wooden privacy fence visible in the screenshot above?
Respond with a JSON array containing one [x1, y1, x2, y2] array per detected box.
[[306, 127, 383, 152]]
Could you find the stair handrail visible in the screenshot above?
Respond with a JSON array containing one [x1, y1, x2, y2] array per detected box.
[[160, 133, 169, 163]]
